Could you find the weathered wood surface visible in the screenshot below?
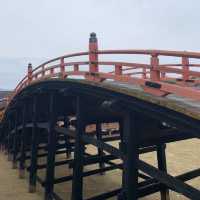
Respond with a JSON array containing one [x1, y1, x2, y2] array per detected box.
[[63, 79, 200, 121]]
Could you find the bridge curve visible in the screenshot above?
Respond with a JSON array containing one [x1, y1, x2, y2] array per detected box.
[[7, 32, 200, 103], [0, 33, 200, 200]]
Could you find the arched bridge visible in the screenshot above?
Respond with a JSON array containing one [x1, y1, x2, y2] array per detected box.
[[0, 33, 200, 200]]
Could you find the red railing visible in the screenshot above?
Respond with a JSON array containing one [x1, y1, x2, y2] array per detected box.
[[9, 33, 200, 103]]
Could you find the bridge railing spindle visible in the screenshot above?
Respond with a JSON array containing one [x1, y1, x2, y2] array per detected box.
[[42, 65, 45, 77], [150, 54, 160, 81], [115, 64, 122, 76], [142, 67, 147, 79], [74, 64, 79, 72], [60, 57, 65, 79], [27, 63, 33, 85], [50, 68, 54, 76], [182, 56, 189, 81]]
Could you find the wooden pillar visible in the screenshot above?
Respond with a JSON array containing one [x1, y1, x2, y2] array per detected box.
[[7, 119, 12, 161], [71, 96, 85, 200], [12, 111, 18, 169], [96, 122, 105, 174], [118, 119, 125, 196], [64, 117, 72, 158], [119, 112, 139, 200], [45, 93, 57, 200], [4, 120, 9, 155], [19, 104, 27, 179], [64, 135, 72, 158], [157, 144, 170, 200], [29, 96, 39, 193]]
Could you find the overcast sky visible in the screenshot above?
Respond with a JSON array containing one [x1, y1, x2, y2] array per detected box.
[[0, 0, 200, 89]]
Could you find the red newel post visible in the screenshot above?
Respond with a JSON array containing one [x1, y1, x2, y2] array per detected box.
[[60, 57, 65, 79], [42, 65, 45, 77], [89, 32, 98, 73], [115, 64, 122, 76], [161, 72, 166, 79], [27, 63, 33, 84], [150, 54, 160, 81], [182, 57, 189, 81], [50, 68, 54, 76], [143, 68, 147, 79], [74, 64, 79, 72]]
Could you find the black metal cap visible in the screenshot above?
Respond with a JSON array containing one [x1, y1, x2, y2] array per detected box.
[[89, 32, 97, 43], [28, 63, 32, 69]]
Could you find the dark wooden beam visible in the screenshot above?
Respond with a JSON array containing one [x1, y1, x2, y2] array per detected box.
[[45, 93, 58, 200], [71, 96, 85, 200], [29, 96, 39, 193]]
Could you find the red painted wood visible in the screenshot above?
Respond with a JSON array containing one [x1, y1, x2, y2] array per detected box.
[[7, 34, 200, 105]]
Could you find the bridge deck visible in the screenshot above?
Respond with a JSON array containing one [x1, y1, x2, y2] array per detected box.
[[55, 79, 200, 121]]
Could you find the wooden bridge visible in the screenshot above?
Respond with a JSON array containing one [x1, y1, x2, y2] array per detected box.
[[0, 33, 199, 200]]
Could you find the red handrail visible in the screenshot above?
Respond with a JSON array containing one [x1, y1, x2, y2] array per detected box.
[[8, 33, 200, 105], [97, 49, 200, 59]]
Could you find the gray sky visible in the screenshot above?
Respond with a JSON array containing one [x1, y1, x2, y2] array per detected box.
[[0, 0, 200, 89]]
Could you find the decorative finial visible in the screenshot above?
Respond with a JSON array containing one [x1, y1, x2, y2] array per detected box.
[[28, 63, 32, 69], [89, 32, 97, 42]]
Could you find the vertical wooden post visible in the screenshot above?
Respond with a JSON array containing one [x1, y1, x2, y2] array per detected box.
[[19, 104, 27, 179], [157, 144, 170, 200], [27, 63, 33, 84], [7, 119, 12, 161], [142, 68, 147, 79], [29, 96, 39, 193], [118, 119, 125, 197], [45, 92, 57, 200], [119, 112, 139, 200], [96, 122, 105, 174], [42, 65, 45, 77], [12, 111, 18, 169], [150, 55, 160, 81], [71, 96, 85, 200], [74, 64, 79, 72], [64, 117, 72, 158], [182, 57, 189, 81], [60, 57, 65, 79], [115, 65, 122, 76], [89, 32, 98, 73], [3, 120, 8, 155], [161, 72, 166, 79], [50, 68, 54, 76]]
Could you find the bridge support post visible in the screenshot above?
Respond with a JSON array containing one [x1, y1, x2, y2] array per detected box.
[[29, 96, 39, 193], [7, 119, 12, 161], [64, 117, 72, 158], [2, 119, 9, 155], [19, 104, 27, 179], [71, 96, 85, 200], [157, 144, 170, 200], [96, 122, 105, 174], [44, 93, 57, 200], [118, 112, 139, 200], [12, 111, 18, 169]]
